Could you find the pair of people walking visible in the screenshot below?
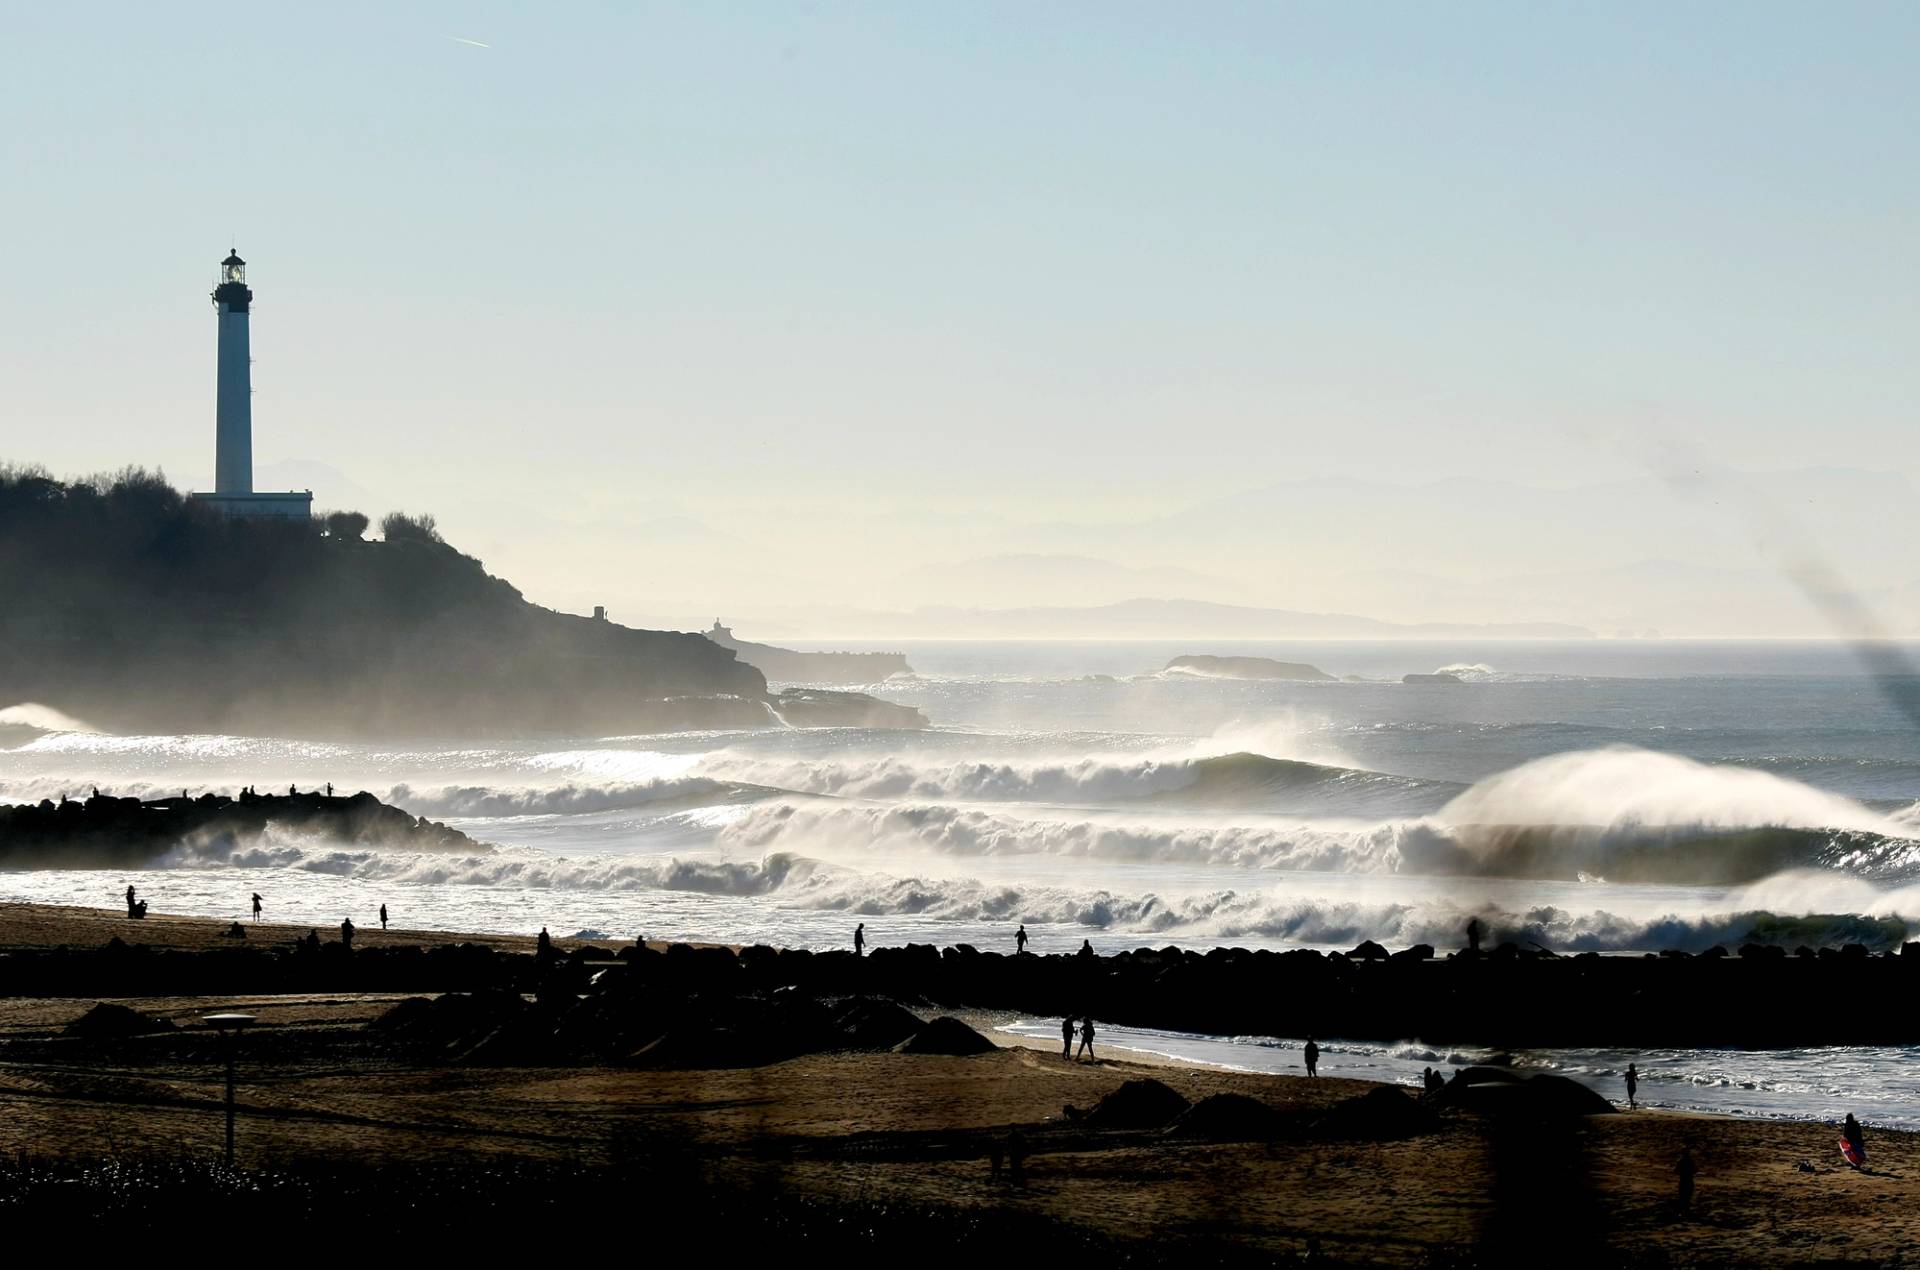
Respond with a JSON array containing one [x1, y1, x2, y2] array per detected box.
[[1061, 1015, 1096, 1060]]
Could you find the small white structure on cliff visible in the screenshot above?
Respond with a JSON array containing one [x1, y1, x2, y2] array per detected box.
[[189, 250, 312, 519]]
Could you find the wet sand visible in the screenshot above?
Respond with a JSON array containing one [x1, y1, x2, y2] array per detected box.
[[0, 902, 1914, 1264]]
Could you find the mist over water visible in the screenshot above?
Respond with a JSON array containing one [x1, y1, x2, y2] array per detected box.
[[3, 639, 1919, 1121]]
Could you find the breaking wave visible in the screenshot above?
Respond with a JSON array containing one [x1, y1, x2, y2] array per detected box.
[[689, 749, 1455, 814], [146, 834, 1920, 953], [713, 800, 1920, 885]]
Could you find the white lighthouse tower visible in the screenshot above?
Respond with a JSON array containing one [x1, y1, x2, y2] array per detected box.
[[190, 249, 312, 519]]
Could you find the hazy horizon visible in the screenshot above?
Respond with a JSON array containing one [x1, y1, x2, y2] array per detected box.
[[6, 3, 1917, 639]]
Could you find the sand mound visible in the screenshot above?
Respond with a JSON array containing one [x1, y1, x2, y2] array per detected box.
[[1086, 1078, 1192, 1129], [833, 998, 926, 1050], [1316, 1086, 1439, 1141], [1170, 1092, 1287, 1140], [893, 1016, 996, 1055], [64, 1002, 177, 1039]]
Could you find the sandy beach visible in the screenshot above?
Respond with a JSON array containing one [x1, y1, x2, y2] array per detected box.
[[0, 900, 1914, 1263]]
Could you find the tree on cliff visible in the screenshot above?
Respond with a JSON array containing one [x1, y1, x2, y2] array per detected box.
[[324, 510, 370, 540], [380, 511, 441, 544]]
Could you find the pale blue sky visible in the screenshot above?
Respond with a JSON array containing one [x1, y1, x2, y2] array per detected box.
[[3, 3, 1916, 630]]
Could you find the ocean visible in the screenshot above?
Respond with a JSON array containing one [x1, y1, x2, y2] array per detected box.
[[4, 638, 1918, 1128]]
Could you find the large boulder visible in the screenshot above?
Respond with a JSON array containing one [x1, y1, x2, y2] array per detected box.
[[1436, 1068, 1615, 1118], [1085, 1078, 1192, 1130], [892, 1016, 996, 1056]]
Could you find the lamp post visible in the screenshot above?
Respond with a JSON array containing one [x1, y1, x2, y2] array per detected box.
[[202, 1013, 256, 1166]]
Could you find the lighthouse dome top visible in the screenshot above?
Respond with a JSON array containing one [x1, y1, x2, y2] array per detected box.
[[222, 250, 245, 267]]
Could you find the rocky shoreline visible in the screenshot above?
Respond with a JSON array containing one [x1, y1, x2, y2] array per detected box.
[[0, 789, 478, 868], [2, 905, 1915, 1048]]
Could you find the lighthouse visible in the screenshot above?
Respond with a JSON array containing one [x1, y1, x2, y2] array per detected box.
[[190, 249, 313, 519]]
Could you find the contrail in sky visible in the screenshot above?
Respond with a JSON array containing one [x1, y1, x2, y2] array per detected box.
[[446, 36, 491, 49]]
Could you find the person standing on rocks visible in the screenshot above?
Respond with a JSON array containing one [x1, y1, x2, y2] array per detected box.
[[1016, 924, 1028, 955], [537, 927, 553, 961], [1304, 1038, 1320, 1077], [1625, 1062, 1639, 1110], [1466, 918, 1482, 954], [854, 923, 866, 957], [1061, 1015, 1076, 1058], [340, 916, 355, 949], [1077, 1017, 1097, 1061]]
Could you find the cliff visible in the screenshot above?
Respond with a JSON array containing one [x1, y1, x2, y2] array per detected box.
[[0, 469, 924, 737]]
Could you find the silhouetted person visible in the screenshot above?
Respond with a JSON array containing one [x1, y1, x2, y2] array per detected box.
[[379, 903, 388, 930], [1843, 1113, 1866, 1169], [1077, 1017, 1096, 1060], [1078, 938, 1094, 957], [1675, 1145, 1696, 1216], [340, 917, 355, 949], [1304, 1037, 1320, 1077], [1061, 1015, 1076, 1058], [537, 927, 553, 960], [302, 929, 321, 954], [1467, 918, 1482, 953], [1015, 924, 1028, 955], [125, 884, 137, 918], [251, 893, 263, 923], [854, 923, 865, 957], [225, 920, 246, 940], [325, 782, 333, 797], [289, 784, 297, 796], [1625, 1062, 1638, 1110]]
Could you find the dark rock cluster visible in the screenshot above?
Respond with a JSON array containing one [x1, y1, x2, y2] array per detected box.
[[0, 789, 477, 867]]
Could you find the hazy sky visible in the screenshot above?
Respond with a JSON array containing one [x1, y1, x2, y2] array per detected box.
[[4, 3, 1916, 633]]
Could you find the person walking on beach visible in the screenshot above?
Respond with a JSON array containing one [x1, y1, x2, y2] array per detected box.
[[1016, 924, 1028, 955], [379, 903, 388, 930], [1077, 1017, 1097, 1061], [1675, 1144, 1696, 1217], [1304, 1037, 1320, 1077], [251, 892, 262, 923], [1625, 1062, 1639, 1110], [854, 922, 866, 957], [1061, 1016, 1076, 1058], [340, 916, 355, 949]]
